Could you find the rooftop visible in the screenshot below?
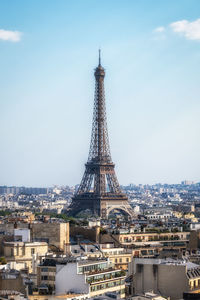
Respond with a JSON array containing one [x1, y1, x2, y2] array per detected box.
[[55, 294, 86, 299], [78, 258, 108, 266], [4, 241, 47, 246], [135, 258, 199, 269]]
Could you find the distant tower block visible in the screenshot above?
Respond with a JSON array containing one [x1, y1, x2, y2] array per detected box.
[[69, 51, 133, 218]]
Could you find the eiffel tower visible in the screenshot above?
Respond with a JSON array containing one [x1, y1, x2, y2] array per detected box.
[[69, 51, 133, 218]]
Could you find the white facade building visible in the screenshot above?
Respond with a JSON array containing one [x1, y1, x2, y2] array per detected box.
[[56, 258, 125, 298]]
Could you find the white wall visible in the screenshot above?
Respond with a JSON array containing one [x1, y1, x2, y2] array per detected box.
[[190, 223, 200, 231], [14, 228, 30, 242], [56, 263, 89, 294]]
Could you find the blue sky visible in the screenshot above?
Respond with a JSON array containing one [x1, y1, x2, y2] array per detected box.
[[1, 0, 200, 187]]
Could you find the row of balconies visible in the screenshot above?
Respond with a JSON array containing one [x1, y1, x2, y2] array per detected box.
[[121, 235, 188, 243], [90, 279, 125, 292], [86, 270, 126, 284]]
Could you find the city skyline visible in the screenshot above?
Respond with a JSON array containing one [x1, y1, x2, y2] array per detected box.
[[1, 0, 200, 187]]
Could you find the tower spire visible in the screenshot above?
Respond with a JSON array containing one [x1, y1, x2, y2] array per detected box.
[[99, 48, 101, 66]]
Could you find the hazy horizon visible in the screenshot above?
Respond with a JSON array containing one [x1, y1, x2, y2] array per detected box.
[[0, 179, 199, 189]]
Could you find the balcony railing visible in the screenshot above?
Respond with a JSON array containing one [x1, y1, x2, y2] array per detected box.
[[87, 271, 126, 284]]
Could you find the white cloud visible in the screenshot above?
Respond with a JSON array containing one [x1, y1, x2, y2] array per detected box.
[[154, 26, 165, 33], [170, 18, 200, 41], [0, 29, 22, 42]]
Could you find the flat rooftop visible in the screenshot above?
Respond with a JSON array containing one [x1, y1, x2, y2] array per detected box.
[[135, 258, 199, 269], [78, 259, 108, 266], [56, 294, 87, 299]]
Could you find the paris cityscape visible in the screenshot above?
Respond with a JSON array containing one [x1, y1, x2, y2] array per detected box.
[[1, 1, 200, 300]]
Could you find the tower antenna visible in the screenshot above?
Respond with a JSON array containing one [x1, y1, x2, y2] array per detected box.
[[99, 48, 101, 66]]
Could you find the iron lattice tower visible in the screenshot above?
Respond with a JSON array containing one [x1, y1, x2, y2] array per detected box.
[[69, 51, 133, 218]]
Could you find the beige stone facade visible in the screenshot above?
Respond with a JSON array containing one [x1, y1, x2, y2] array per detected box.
[[115, 231, 190, 245], [3, 241, 48, 273], [70, 225, 100, 243], [0, 222, 69, 252], [90, 247, 132, 271], [31, 223, 69, 251]]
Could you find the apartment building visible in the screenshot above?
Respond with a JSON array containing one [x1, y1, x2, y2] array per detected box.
[[0, 269, 26, 294], [37, 259, 56, 291], [100, 247, 132, 271], [0, 222, 69, 252], [56, 258, 126, 298], [114, 231, 190, 245], [3, 241, 48, 272], [85, 246, 132, 271], [129, 258, 200, 300]]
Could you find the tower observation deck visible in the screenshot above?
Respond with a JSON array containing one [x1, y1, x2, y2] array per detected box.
[[68, 51, 133, 218]]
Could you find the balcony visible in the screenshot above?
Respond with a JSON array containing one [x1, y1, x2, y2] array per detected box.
[[86, 270, 126, 284]]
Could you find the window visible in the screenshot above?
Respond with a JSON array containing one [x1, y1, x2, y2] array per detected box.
[[31, 248, 35, 255], [126, 258, 129, 262], [78, 267, 83, 273], [41, 267, 48, 272], [115, 259, 118, 263], [49, 276, 55, 281], [105, 273, 111, 280], [119, 258, 122, 263]]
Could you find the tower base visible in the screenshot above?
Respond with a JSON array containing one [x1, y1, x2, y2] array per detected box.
[[68, 192, 134, 219]]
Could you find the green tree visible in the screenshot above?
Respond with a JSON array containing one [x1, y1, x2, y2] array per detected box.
[[0, 257, 7, 265]]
